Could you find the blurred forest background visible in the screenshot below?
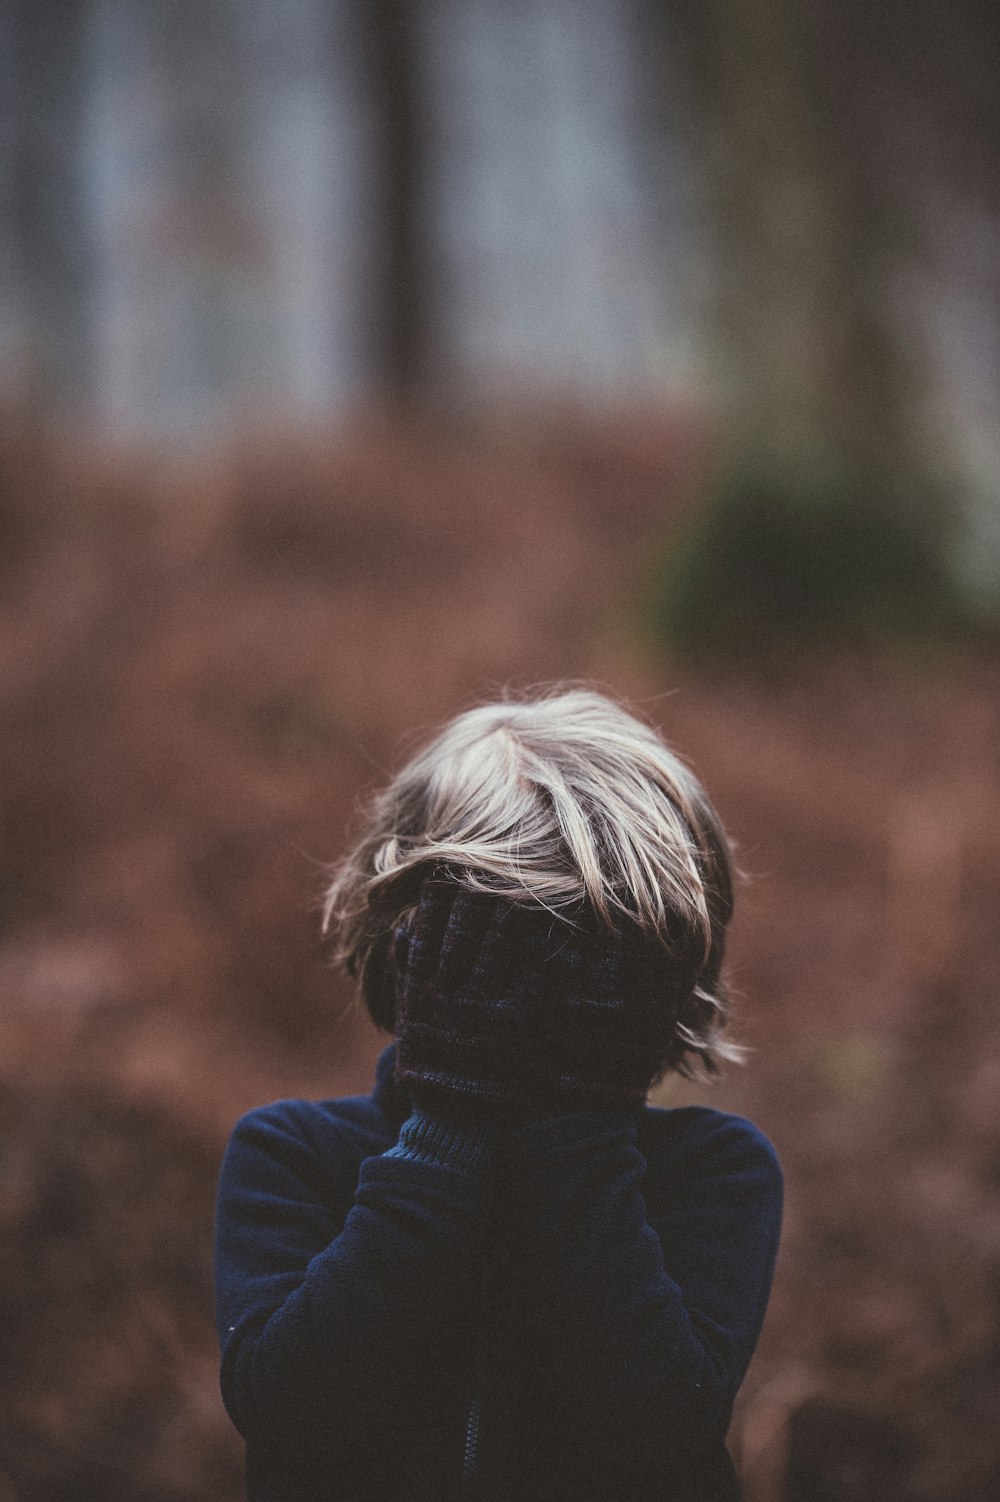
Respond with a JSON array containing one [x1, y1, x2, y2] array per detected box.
[[1, 2, 999, 1499]]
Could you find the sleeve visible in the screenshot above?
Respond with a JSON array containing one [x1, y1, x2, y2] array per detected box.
[[502, 1108, 783, 1447], [213, 1102, 495, 1462]]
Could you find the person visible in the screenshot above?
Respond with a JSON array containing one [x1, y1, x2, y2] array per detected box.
[[214, 688, 783, 1502]]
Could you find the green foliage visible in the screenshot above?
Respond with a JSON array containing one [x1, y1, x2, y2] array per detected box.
[[649, 457, 994, 656]]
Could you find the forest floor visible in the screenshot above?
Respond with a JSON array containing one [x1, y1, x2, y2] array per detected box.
[[0, 407, 997, 1502]]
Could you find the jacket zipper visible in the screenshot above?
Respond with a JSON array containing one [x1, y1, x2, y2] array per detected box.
[[461, 1252, 494, 1499], [461, 1387, 483, 1494]]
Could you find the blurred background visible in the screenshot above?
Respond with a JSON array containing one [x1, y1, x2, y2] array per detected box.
[[1, 2, 999, 1499]]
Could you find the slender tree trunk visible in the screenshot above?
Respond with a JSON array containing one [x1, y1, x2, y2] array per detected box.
[[666, 0, 913, 475], [154, 0, 255, 413], [362, 0, 426, 400], [10, 0, 91, 411]]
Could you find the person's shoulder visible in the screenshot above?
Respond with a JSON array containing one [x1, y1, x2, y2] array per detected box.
[[638, 1102, 782, 1191], [224, 1087, 394, 1172], [231, 1089, 381, 1133]]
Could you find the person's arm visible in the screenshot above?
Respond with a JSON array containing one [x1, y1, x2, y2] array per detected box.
[[214, 1099, 494, 1462], [502, 1105, 783, 1448]]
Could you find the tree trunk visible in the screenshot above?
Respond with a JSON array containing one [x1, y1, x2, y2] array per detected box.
[[362, 0, 426, 401], [666, 0, 914, 475], [9, 0, 91, 411]]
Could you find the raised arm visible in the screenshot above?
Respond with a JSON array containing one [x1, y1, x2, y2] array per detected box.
[[382, 878, 782, 1483], [214, 1098, 495, 1469], [502, 1105, 782, 1445]]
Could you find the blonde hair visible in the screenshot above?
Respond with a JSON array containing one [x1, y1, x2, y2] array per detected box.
[[322, 687, 742, 1079]]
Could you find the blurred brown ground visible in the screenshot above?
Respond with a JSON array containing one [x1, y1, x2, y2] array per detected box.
[[0, 409, 997, 1502]]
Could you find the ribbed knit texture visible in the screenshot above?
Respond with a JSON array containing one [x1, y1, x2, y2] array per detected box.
[[392, 879, 687, 1112], [384, 1107, 496, 1174]]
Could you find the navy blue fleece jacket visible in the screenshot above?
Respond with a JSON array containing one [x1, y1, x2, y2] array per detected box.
[[214, 1043, 782, 1502]]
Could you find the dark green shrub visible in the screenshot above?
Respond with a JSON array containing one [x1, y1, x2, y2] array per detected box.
[[649, 457, 990, 655]]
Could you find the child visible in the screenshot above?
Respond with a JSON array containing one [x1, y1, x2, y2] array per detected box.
[[214, 688, 782, 1501]]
